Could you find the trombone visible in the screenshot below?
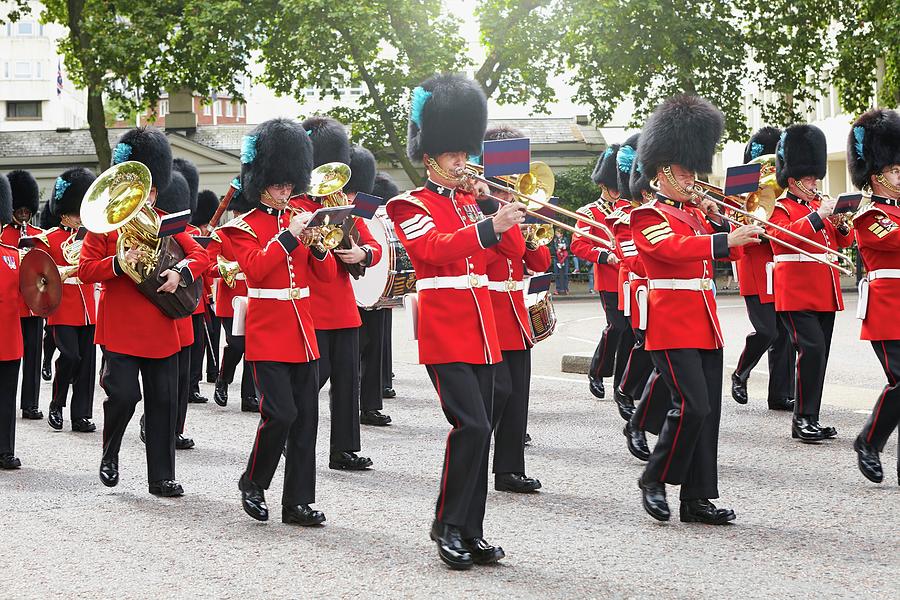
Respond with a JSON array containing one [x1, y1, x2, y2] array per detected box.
[[462, 162, 615, 250]]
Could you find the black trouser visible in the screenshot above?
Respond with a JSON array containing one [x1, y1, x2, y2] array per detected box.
[[619, 329, 654, 401], [50, 325, 95, 419], [780, 311, 835, 420], [382, 310, 393, 388], [734, 295, 795, 403], [100, 350, 177, 483], [492, 349, 531, 474], [359, 308, 385, 412], [205, 312, 221, 381], [19, 316, 42, 412], [860, 340, 900, 452], [316, 328, 361, 453], [0, 360, 20, 456], [590, 291, 633, 390], [425, 362, 494, 539], [220, 317, 255, 400], [176, 345, 191, 434], [245, 360, 319, 505], [189, 313, 205, 397], [42, 322, 56, 367], [643, 348, 723, 500], [630, 367, 671, 436]]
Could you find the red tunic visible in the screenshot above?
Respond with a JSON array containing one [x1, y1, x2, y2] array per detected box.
[[631, 198, 742, 351], [854, 199, 900, 341], [187, 225, 208, 317], [222, 207, 337, 363], [571, 202, 617, 292], [768, 195, 854, 313], [736, 240, 775, 303], [43, 227, 96, 326], [385, 183, 525, 365], [612, 210, 648, 330], [0, 243, 23, 361], [1, 222, 46, 317], [486, 226, 552, 351], [207, 229, 248, 319], [290, 195, 382, 330]]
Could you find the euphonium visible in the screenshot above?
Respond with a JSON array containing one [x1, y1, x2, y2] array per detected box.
[[217, 254, 241, 288], [306, 162, 351, 252]]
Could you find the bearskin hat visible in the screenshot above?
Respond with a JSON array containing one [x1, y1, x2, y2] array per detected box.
[[112, 127, 172, 192], [302, 116, 350, 167], [775, 123, 827, 188], [616, 135, 640, 199], [39, 200, 60, 230], [226, 176, 253, 213], [639, 95, 724, 177], [155, 171, 190, 215], [0, 174, 11, 225], [192, 189, 219, 226], [847, 109, 900, 190], [173, 158, 199, 212], [591, 144, 620, 190], [240, 118, 313, 206], [629, 155, 652, 201], [6, 170, 40, 214], [485, 124, 524, 142], [51, 167, 95, 218], [743, 126, 782, 163], [346, 145, 377, 195], [372, 171, 400, 201], [407, 73, 487, 162]]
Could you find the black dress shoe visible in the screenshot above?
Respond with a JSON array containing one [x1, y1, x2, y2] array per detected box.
[[72, 417, 96, 433], [731, 372, 748, 404], [139, 414, 146, 444], [792, 416, 826, 443], [282, 504, 326, 526], [811, 421, 837, 439], [767, 397, 795, 411], [148, 480, 184, 497], [360, 410, 392, 426], [41, 362, 52, 382], [241, 395, 259, 413], [0, 453, 21, 470], [638, 477, 670, 521], [214, 378, 228, 407], [430, 520, 474, 570], [22, 408, 43, 420], [613, 389, 636, 421], [175, 434, 195, 450], [99, 460, 119, 487], [680, 499, 736, 525], [624, 422, 650, 462], [853, 436, 883, 483], [239, 473, 268, 521], [463, 537, 505, 565], [188, 392, 208, 404], [524, 432, 532, 445], [47, 405, 63, 431], [589, 376, 605, 399], [382, 387, 396, 399], [495, 472, 542, 493], [329, 451, 373, 470]]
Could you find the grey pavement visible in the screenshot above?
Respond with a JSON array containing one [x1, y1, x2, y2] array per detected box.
[[2, 295, 898, 599]]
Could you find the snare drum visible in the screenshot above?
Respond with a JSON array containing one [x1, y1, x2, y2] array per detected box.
[[352, 207, 417, 309], [524, 289, 557, 343]]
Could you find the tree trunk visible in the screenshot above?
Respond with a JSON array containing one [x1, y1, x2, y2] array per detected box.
[[86, 85, 110, 171]]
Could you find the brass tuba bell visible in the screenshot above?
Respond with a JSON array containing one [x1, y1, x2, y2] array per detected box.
[[306, 162, 352, 251]]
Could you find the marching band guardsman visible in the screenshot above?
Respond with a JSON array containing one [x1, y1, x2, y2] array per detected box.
[[0, 174, 24, 470], [632, 95, 762, 524], [225, 118, 337, 526], [80, 127, 209, 497], [1, 170, 45, 421], [294, 117, 381, 471], [44, 168, 97, 433], [731, 127, 795, 411], [386, 74, 525, 569], [188, 188, 218, 404], [40, 202, 60, 382], [573, 147, 631, 417], [770, 124, 853, 443], [480, 124, 549, 494], [847, 108, 900, 486]]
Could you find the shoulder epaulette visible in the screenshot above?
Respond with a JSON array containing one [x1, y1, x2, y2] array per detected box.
[[219, 210, 257, 239], [209, 230, 222, 243], [853, 200, 883, 222], [386, 191, 431, 215]]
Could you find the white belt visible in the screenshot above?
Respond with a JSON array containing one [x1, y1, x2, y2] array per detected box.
[[63, 278, 83, 285], [416, 275, 488, 291], [622, 280, 631, 317], [867, 269, 900, 281], [487, 279, 525, 292], [648, 278, 713, 291], [773, 253, 830, 263], [246, 287, 309, 300]]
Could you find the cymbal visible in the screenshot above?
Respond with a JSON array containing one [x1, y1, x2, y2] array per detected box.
[[19, 249, 62, 317]]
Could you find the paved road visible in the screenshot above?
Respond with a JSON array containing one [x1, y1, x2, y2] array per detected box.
[[2, 295, 897, 599]]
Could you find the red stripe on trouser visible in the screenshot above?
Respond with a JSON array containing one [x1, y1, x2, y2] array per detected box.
[[786, 313, 803, 413], [660, 350, 687, 482], [867, 341, 893, 444], [51, 327, 59, 405], [639, 375, 658, 430], [431, 368, 456, 523], [248, 363, 267, 480]]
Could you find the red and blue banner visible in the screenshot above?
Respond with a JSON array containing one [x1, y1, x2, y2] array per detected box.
[[724, 163, 762, 196], [158, 209, 191, 237], [351, 192, 384, 220], [483, 137, 531, 178], [527, 273, 553, 294]]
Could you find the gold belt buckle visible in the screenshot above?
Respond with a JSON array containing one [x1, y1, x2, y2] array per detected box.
[[700, 279, 712, 291], [289, 287, 302, 299], [505, 279, 517, 291], [469, 274, 481, 288]]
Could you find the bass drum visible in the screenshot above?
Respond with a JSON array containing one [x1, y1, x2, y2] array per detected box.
[[352, 207, 416, 309]]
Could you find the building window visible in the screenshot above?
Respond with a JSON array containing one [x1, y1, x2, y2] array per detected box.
[[14, 61, 32, 79], [214, 100, 222, 117], [203, 103, 211, 116], [16, 20, 35, 36], [7, 101, 42, 120], [237, 103, 245, 118], [225, 101, 233, 117]]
